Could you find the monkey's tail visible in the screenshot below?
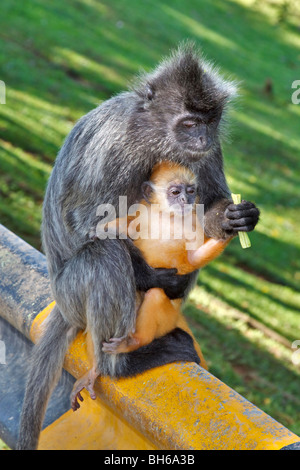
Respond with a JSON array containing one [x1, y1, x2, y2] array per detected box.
[[17, 305, 79, 450]]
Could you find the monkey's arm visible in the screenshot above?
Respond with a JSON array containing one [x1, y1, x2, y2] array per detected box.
[[196, 143, 259, 240], [187, 237, 232, 268]]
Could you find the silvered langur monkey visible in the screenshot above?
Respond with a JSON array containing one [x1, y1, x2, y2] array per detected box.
[[18, 43, 260, 449]]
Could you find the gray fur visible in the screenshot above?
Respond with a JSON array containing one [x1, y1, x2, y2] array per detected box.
[[18, 43, 239, 450], [17, 305, 79, 450]]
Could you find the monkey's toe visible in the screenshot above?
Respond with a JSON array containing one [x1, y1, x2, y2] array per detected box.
[[71, 375, 97, 411], [71, 388, 84, 411]]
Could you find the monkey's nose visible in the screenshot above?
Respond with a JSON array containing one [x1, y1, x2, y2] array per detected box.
[[199, 135, 211, 150]]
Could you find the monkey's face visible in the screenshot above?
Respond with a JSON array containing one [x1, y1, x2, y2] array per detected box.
[[166, 182, 197, 214], [172, 109, 222, 156], [137, 87, 223, 162], [142, 179, 197, 214]]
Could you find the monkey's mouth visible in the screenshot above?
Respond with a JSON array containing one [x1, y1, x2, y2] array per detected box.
[[182, 144, 211, 160], [178, 137, 212, 158]]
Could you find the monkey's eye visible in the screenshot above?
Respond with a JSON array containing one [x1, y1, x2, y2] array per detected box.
[[182, 120, 197, 128], [186, 187, 195, 195], [171, 189, 181, 196]]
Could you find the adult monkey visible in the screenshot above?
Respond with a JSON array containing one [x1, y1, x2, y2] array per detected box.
[[18, 43, 259, 449]]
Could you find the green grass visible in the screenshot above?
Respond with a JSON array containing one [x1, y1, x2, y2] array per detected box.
[[0, 0, 299, 444]]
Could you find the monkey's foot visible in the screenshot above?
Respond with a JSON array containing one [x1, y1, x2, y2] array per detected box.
[[102, 335, 140, 354], [71, 370, 98, 411]]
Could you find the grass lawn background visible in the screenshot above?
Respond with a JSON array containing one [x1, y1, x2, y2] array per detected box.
[[0, 0, 299, 443]]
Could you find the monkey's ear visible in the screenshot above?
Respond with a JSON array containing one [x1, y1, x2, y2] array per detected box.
[[146, 84, 155, 101], [141, 181, 154, 203]]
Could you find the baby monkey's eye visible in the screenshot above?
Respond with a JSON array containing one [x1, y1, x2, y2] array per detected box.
[[186, 187, 195, 195], [171, 189, 181, 196]]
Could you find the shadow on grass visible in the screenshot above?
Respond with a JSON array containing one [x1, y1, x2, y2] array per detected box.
[[1, 0, 299, 106]]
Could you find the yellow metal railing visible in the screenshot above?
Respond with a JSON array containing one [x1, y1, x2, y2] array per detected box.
[[32, 303, 300, 450]]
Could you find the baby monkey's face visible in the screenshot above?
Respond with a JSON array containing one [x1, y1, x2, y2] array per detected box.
[[141, 177, 197, 215], [166, 182, 197, 214]]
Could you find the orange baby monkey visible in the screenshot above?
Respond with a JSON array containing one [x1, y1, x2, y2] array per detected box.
[[102, 161, 232, 356]]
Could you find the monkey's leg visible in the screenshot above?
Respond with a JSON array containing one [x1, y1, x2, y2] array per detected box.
[[102, 288, 180, 354], [71, 332, 99, 411], [52, 238, 137, 380]]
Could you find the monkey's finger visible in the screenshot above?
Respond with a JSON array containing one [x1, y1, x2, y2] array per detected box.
[[221, 219, 234, 233], [231, 224, 255, 233], [222, 217, 256, 233], [228, 216, 257, 228], [225, 206, 259, 219], [102, 338, 124, 353]]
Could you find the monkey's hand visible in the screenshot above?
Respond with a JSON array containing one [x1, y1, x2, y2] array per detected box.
[[136, 263, 191, 299], [221, 200, 260, 235], [153, 268, 191, 299], [204, 199, 259, 239], [126, 238, 191, 298], [102, 335, 140, 354]]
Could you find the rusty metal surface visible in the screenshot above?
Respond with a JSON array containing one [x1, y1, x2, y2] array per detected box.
[[0, 315, 75, 449], [0, 224, 52, 337]]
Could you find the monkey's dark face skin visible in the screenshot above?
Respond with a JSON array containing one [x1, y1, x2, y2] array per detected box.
[[173, 111, 221, 155], [167, 183, 196, 211]]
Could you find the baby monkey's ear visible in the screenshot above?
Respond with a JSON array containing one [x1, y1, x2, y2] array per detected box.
[[141, 181, 155, 203]]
